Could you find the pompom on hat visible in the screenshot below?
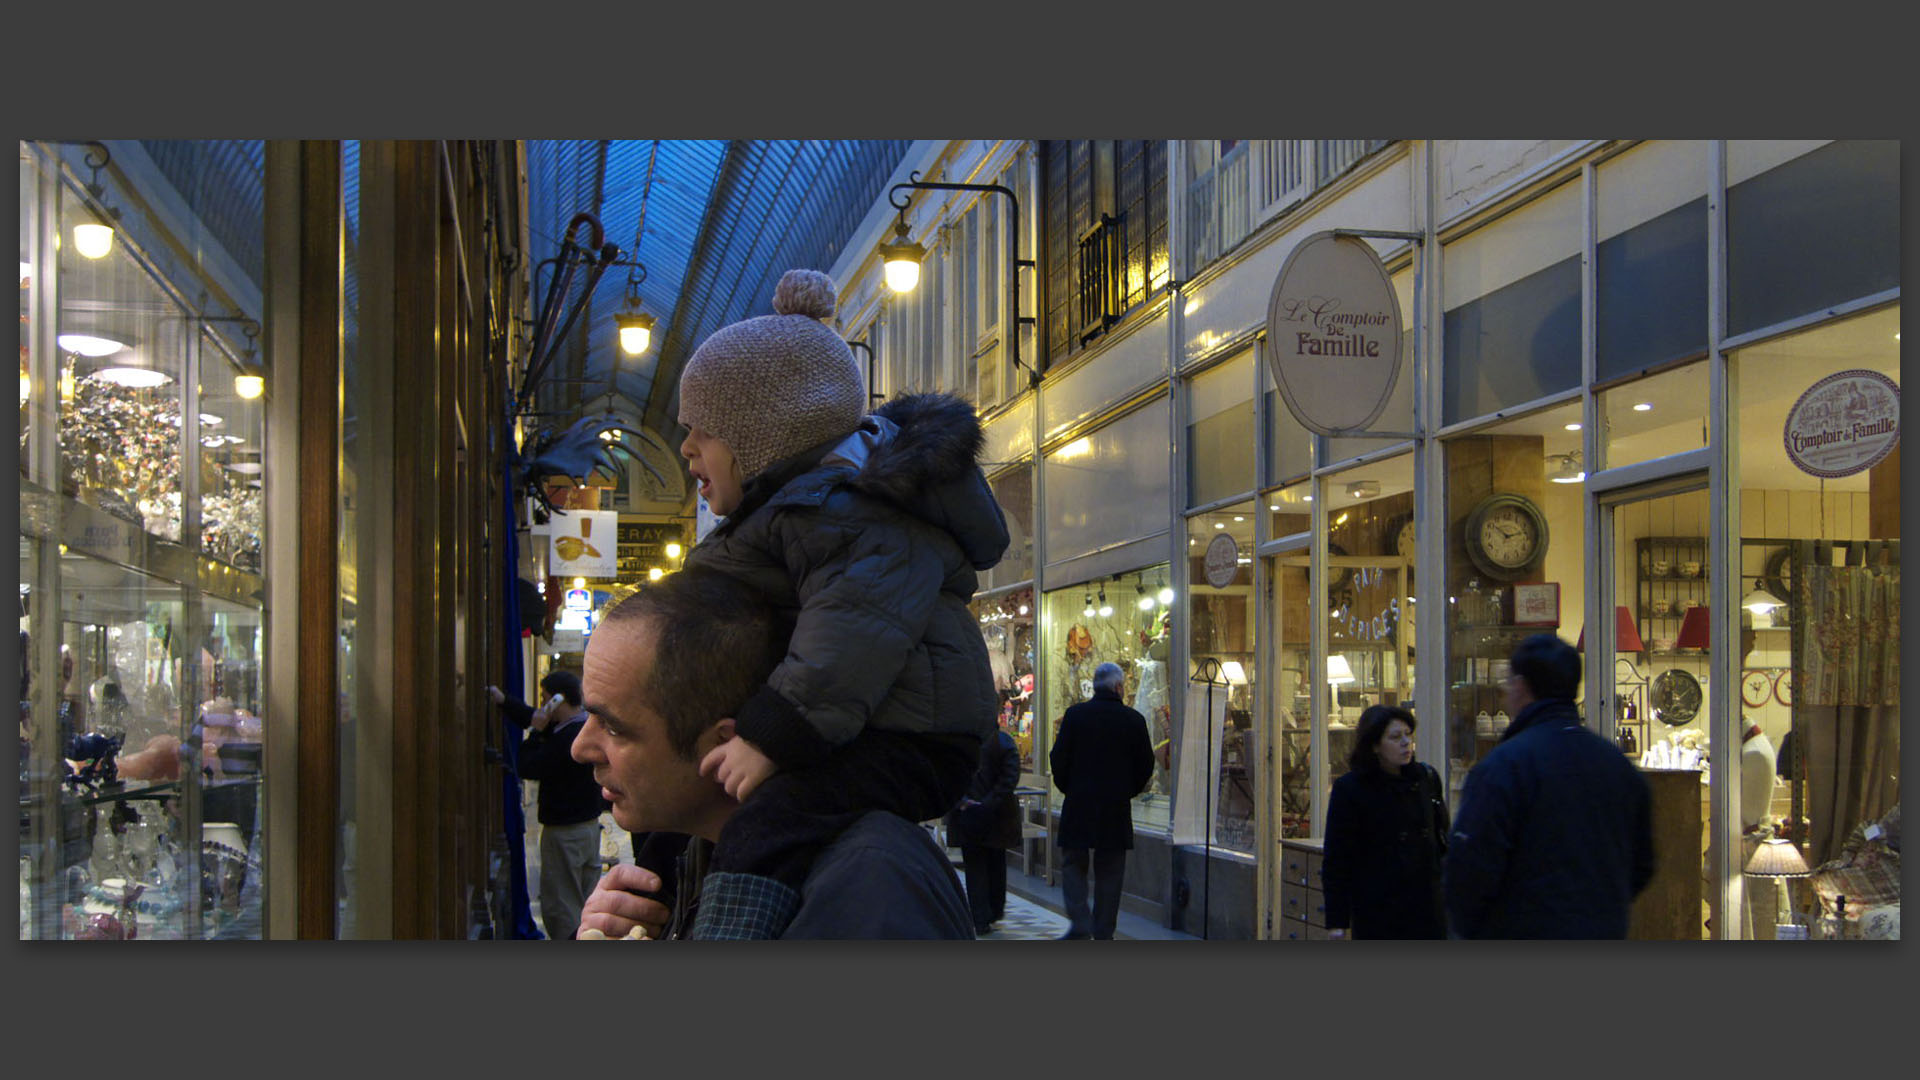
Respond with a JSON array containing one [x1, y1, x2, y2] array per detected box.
[[677, 269, 867, 481]]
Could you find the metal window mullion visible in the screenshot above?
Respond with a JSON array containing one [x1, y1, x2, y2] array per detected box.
[[25, 156, 64, 940], [1308, 471, 1327, 839], [1705, 139, 1739, 940], [1581, 158, 1607, 739], [1414, 140, 1447, 779]]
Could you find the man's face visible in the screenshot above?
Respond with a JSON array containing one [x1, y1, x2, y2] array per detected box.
[[1502, 671, 1533, 717], [573, 618, 733, 837]]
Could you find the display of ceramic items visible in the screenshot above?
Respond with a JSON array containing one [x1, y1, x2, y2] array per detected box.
[[1493, 710, 1510, 734], [1680, 560, 1702, 578], [1475, 710, 1494, 736], [1651, 598, 1672, 615], [1651, 559, 1670, 577], [1653, 636, 1675, 652]]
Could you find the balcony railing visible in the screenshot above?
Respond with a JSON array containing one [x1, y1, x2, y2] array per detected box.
[[1076, 211, 1128, 345], [1187, 139, 1391, 277]]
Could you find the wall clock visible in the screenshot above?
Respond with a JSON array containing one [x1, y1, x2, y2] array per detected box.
[[1773, 668, 1793, 707], [1395, 516, 1417, 564], [1464, 492, 1549, 582], [1651, 668, 1703, 726], [1741, 669, 1775, 709]]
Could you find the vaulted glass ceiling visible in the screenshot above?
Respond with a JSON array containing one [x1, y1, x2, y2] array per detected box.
[[522, 139, 912, 432]]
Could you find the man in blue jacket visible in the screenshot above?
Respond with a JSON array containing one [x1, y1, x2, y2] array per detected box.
[[1444, 634, 1655, 938]]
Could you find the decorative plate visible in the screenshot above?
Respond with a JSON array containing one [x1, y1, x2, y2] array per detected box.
[[1741, 669, 1775, 709], [1650, 668, 1703, 726], [1773, 668, 1793, 707], [1762, 548, 1793, 608]]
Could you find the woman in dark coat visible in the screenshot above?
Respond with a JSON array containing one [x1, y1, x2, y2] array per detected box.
[[1320, 705, 1448, 940], [945, 727, 1022, 935]]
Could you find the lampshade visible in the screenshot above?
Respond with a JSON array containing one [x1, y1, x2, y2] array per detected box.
[[1741, 587, 1784, 614], [1674, 605, 1711, 651], [1577, 605, 1645, 654], [1220, 660, 1248, 685], [1744, 837, 1810, 878], [1327, 654, 1355, 684]]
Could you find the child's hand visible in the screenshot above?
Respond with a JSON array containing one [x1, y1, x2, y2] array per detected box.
[[700, 734, 778, 802]]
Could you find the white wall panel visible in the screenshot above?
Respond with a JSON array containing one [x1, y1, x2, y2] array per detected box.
[[980, 394, 1034, 468], [1435, 139, 1586, 224], [1040, 308, 1168, 445]]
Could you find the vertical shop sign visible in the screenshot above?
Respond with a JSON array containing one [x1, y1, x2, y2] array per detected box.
[[1782, 369, 1900, 479], [550, 509, 617, 578], [1265, 231, 1404, 436]]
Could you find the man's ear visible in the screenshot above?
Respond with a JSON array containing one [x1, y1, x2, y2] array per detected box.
[[697, 716, 737, 757]]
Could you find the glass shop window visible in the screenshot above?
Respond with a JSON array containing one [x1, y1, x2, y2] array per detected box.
[[1182, 502, 1258, 854], [971, 586, 1037, 772], [1442, 179, 1583, 427], [1596, 141, 1708, 383], [1186, 346, 1254, 508], [980, 463, 1033, 592], [1040, 563, 1175, 836], [1440, 400, 1588, 809], [1598, 360, 1707, 473], [1321, 456, 1417, 793], [1729, 303, 1900, 940], [1726, 140, 1898, 339], [19, 139, 267, 940]]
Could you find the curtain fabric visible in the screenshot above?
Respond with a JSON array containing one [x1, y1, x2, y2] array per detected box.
[[1793, 542, 1901, 866]]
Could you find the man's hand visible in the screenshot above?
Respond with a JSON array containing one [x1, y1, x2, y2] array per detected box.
[[529, 706, 555, 732], [576, 865, 672, 941], [486, 685, 505, 707], [699, 734, 777, 802]]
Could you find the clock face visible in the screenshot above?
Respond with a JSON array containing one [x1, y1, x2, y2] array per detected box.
[[1477, 505, 1540, 568], [1396, 519, 1416, 562], [1773, 669, 1793, 707], [1465, 493, 1548, 582], [1741, 670, 1775, 709], [1651, 668, 1703, 725]]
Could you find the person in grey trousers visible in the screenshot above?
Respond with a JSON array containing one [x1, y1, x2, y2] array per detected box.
[[1049, 662, 1155, 940]]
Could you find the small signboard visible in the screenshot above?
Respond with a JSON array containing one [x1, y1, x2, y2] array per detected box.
[[1782, 369, 1900, 479], [1203, 532, 1241, 588], [1265, 231, 1405, 436], [550, 509, 617, 579]]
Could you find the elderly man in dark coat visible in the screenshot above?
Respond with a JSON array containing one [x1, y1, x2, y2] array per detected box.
[[945, 726, 1022, 935], [1049, 662, 1156, 940]]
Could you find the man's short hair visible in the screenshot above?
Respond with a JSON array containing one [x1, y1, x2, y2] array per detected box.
[[597, 568, 789, 760], [1510, 633, 1581, 701], [539, 669, 583, 708], [1092, 662, 1125, 695]]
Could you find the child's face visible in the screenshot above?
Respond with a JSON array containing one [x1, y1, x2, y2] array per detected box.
[[680, 425, 744, 516]]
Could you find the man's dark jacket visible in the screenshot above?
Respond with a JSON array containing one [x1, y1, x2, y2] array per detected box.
[[945, 728, 1022, 849], [503, 702, 605, 827], [1049, 689, 1155, 850], [1443, 697, 1655, 939]]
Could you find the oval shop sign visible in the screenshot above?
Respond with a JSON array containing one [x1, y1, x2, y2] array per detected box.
[[1783, 369, 1900, 479], [1265, 231, 1404, 436]]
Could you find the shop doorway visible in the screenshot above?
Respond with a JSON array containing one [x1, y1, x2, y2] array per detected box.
[[1599, 473, 1714, 940]]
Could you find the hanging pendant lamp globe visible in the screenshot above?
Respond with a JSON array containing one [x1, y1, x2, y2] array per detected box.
[[616, 310, 655, 356], [879, 220, 925, 293]]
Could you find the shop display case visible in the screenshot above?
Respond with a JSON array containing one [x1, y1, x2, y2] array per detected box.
[[18, 139, 267, 940]]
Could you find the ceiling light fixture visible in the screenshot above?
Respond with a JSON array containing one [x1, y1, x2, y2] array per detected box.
[[1565, 422, 1582, 431], [96, 366, 172, 389], [1345, 480, 1379, 500], [1633, 402, 1653, 412], [1548, 451, 1586, 484], [1158, 587, 1175, 605], [56, 334, 126, 357]]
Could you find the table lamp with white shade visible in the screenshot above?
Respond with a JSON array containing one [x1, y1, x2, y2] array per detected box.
[[1744, 836, 1811, 939]]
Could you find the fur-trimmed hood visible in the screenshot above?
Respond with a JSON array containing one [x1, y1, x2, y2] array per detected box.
[[845, 393, 1008, 571]]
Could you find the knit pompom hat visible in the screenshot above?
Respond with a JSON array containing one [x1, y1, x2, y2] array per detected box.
[[677, 269, 868, 482]]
